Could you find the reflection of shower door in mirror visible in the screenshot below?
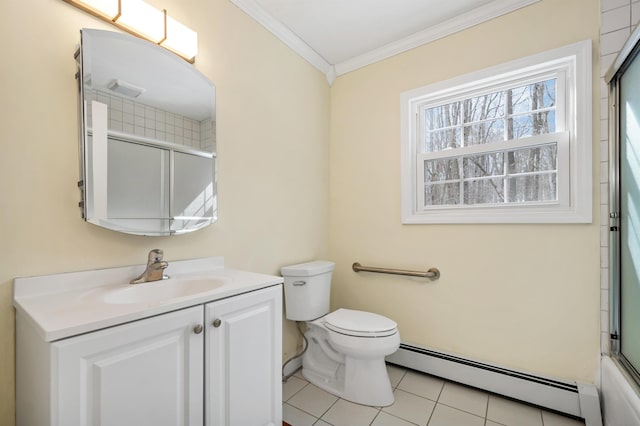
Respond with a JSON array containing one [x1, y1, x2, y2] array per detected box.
[[107, 139, 171, 233], [172, 152, 217, 233], [619, 48, 640, 376]]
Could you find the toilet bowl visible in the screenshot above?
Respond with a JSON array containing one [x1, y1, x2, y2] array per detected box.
[[281, 261, 400, 406]]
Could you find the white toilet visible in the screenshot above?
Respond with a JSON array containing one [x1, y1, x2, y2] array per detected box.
[[281, 260, 400, 407]]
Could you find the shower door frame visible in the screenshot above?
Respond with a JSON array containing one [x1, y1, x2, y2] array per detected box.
[[608, 23, 640, 390]]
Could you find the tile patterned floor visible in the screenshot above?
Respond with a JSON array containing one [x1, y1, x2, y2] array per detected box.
[[282, 364, 586, 426]]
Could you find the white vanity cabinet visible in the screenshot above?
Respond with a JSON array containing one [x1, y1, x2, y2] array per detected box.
[[52, 306, 205, 426], [205, 285, 282, 426], [15, 274, 282, 426]]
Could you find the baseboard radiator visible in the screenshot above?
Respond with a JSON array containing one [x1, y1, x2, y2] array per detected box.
[[386, 343, 602, 426]]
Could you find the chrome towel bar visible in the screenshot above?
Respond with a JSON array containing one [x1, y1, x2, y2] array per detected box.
[[352, 262, 440, 280]]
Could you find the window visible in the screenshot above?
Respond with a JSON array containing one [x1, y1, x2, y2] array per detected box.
[[401, 40, 592, 224]]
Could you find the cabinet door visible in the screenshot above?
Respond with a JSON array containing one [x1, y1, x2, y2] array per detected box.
[[205, 285, 282, 426], [52, 306, 204, 426]]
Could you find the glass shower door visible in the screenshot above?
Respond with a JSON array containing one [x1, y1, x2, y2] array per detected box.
[[619, 45, 640, 376]]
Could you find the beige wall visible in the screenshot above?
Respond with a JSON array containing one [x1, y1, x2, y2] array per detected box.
[[329, 0, 601, 383], [0, 0, 329, 423]]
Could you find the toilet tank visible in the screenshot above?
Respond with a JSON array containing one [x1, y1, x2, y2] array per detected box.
[[281, 261, 335, 321]]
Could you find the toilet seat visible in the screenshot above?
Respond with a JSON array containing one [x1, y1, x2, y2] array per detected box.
[[324, 308, 397, 338]]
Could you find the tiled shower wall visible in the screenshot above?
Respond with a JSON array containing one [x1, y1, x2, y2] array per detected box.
[[599, 0, 640, 354], [86, 89, 216, 153]]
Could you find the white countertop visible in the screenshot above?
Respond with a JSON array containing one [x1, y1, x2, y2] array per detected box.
[[13, 257, 283, 342]]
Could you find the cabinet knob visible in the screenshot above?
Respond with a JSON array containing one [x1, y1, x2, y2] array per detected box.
[[212, 318, 222, 328], [193, 324, 203, 334]]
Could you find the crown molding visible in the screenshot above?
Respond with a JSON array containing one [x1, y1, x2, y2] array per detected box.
[[228, 0, 332, 76], [334, 0, 541, 76], [229, 0, 540, 85]]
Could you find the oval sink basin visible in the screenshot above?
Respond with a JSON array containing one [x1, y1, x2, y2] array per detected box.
[[104, 277, 228, 304]]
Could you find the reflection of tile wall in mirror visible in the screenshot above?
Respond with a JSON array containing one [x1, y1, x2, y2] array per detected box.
[[85, 88, 215, 152]]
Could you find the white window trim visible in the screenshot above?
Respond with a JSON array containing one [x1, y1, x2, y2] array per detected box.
[[400, 40, 592, 224]]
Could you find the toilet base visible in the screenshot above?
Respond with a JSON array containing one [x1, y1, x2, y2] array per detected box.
[[303, 357, 395, 407], [301, 321, 396, 407]]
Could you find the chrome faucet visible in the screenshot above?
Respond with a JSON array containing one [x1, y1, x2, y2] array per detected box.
[[130, 249, 169, 284]]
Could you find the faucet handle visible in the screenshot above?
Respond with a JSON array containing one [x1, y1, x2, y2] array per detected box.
[[148, 249, 164, 263]]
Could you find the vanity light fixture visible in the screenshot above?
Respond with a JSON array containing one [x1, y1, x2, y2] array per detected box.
[[63, 0, 198, 62]]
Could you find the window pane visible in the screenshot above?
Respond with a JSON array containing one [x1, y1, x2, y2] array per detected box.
[[464, 119, 504, 145], [509, 79, 556, 114], [425, 183, 460, 206], [425, 128, 460, 152], [463, 92, 504, 123], [464, 178, 504, 204], [425, 102, 460, 130], [508, 144, 557, 174], [508, 173, 557, 202], [463, 152, 504, 178], [509, 111, 556, 138], [424, 158, 459, 182]]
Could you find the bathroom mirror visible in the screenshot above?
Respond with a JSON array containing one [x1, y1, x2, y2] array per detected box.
[[76, 28, 216, 236]]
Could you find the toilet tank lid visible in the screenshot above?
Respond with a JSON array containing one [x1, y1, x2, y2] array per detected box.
[[281, 260, 335, 276]]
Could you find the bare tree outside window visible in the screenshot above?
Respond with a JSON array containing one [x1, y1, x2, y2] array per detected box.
[[422, 78, 557, 207]]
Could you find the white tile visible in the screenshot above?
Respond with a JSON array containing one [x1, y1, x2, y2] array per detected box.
[[382, 389, 436, 425], [110, 109, 123, 123], [387, 364, 407, 388], [371, 411, 418, 426], [314, 421, 332, 426], [486, 395, 543, 426], [601, 268, 610, 290], [283, 375, 309, 401], [600, 78, 609, 97], [109, 120, 123, 132], [123, 111, 134, 125], [602, 310, 610, 333], [427, 403, 485, 426], [321, 399, 379, 426], [541, 410, 586, 426], [600, 97, 608, 121], [283, 403, 317, 426], [600, 118, 608, 142], [601, 28, 632, 55], [486, 421, 505, 426], [600, 141, 609, 169], [601, 247, 609, 269], [602, 332, 611, 353], [288, 383, 338, 418], [437, 382, 488, 417], [602, 5, 631, 34], [397, 370, 444, 401], [601, 204, 609, 226], [634, 2, 640, 26], [601, 161, 609, 183], [602, 289, 610, 310], [602, 0, 631, 13], [122, 100, 134, 115], [601, 182, 609, 205], [601, 226, 609, 247], [111, 97, 123, 111]]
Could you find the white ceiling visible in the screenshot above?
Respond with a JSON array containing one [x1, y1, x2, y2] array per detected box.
[[228, 0, 540, 83]]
